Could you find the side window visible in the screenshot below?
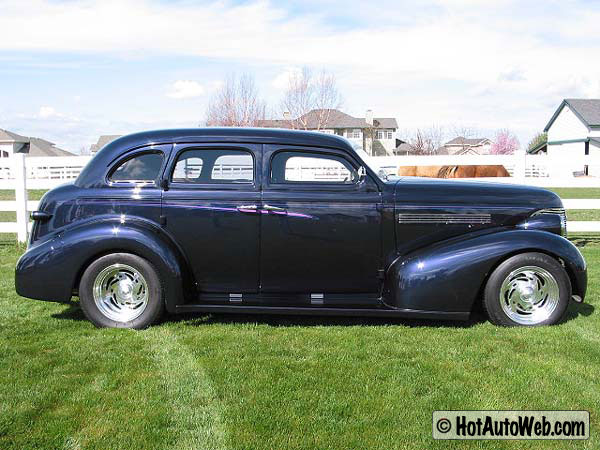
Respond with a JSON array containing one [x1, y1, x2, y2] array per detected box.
[[172, 149, 254, 184], [271, 151, 358, 184], [109, 152, 163, 183]]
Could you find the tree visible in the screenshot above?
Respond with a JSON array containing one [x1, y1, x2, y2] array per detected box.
[[450, 125, 477, 153], [527, 132, 547, 153], [205, 74, 266, 127], [401, 126, 446, 154], [491, 129, 520, 155], [281, 67, 342, 130]]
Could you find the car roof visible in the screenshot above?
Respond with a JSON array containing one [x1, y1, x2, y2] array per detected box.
[[102, 127, 353, 153], [76, 127, 358, 187]]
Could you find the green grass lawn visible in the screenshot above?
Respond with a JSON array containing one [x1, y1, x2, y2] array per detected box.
[[568, 210, 600, 221], [547, 188, 600, 199], [0, 190, 48, 201], [1, 243, 599, 449]]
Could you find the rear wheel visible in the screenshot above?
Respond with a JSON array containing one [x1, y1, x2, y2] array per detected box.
[[79, 253, 164, 329], [484, 252, 571, 326]]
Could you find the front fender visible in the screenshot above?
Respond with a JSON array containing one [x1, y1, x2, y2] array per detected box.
[[383, 230, 587, 313], [16, 217, 193, 312]]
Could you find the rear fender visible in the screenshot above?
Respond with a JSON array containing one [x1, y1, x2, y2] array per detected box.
[[16, 216, 193, 312], [383, 230, 587, 313]]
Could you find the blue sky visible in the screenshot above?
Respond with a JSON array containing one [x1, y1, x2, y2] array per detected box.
[[1, 0, 600, 152]]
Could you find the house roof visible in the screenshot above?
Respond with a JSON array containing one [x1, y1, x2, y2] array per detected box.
[[544, 99, 600, 132], [0, 129, 74, 156], [90, 135, 122, 153], [444, 137, 490, 146], [257, 109, 398, 130], [527, 140, 548, 154], [395, 143, 417, 154], [0, 128, 28, 143], [28, 138, 74, 157]]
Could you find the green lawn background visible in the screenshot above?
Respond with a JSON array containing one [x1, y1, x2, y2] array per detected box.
[[1, 187, 600, 448], [1, 242, 599, 449]]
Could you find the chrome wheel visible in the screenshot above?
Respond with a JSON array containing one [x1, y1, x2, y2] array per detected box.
[[499, 265, 560, 325], [93, 263, 148, 322]]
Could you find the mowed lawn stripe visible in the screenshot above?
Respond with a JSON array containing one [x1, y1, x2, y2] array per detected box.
[[173, 309, 600, 449], [0, 247, 226, 450], [142, 326, 227, 450], [1, 244, 600, 448]]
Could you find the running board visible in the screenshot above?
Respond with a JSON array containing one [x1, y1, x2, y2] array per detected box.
[[174, 304, 470, 320]]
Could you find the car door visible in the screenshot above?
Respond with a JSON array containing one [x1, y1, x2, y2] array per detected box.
[[260, 145, 383, 294], [161, 143, 261, 293]]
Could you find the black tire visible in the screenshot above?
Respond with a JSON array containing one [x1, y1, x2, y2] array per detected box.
[[483, 252, 571, 327], [79, 253, 164, 329]]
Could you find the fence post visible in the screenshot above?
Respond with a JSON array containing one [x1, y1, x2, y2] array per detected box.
[[513, 149, 526, 181], [13, 153, 29, 243]]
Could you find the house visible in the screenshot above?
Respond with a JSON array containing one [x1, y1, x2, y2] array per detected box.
[[90, 135, 122, 155], [0, 129, 74, 158], [257, 109, 398, 156], [441, 137, 492, 155], [537, 98, 600, 176]]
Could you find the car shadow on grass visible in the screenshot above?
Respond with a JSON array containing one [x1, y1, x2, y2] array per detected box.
[[52, 301, 594, 329], [169, 311, 489, 329], [51, 302, 87, 321], [563, 301, 595, 323], [51, 301, 487, 328]]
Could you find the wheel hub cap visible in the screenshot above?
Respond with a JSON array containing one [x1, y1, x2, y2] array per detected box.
[[93, 263, 148, 322], [499, 265, 560, 325]]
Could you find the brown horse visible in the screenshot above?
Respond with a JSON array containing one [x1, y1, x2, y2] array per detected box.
[[397, 165, 510, 178]]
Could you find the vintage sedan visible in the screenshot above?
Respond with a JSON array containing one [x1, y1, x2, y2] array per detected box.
[[16, 128, 587, 328]]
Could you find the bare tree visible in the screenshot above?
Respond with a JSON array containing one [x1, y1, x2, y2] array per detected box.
[[450, 124, 477, 153], [281, 67, 342, 130], [402, 125, 446, 154], [205, 74, 266, 127]]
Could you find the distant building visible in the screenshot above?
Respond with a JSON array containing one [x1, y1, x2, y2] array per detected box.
[[536, 98, 600, 176], [0, 129, 74, 158], [89, 135, 122, 155], [258, 109, 398, 156], [441, 137, 492, 155]]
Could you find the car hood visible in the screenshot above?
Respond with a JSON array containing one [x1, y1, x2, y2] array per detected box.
[[393, 177, 563, 209]]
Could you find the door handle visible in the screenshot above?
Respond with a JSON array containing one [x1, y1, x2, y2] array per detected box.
[[237, 204, 258, 212], [263, 204, 286, 213]]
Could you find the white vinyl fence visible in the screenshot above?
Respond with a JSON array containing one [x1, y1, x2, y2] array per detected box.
[[2, 152, 600, 243], [368, 152, 600, 186], [0, 155, 92, 189]]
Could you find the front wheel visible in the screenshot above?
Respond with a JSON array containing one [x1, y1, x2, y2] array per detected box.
[[483, 252, 571, 326], [79, 253, 164, 329]]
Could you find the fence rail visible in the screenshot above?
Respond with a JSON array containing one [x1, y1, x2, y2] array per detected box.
[[3, 153, 600, 241]]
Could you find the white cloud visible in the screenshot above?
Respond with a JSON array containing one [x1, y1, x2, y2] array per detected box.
[[272, 67, 301, 90], [2, 0, 600, 147], [38, 106, 59, 118], [1, 0, 598, 95], [166, 80, 205, 99]]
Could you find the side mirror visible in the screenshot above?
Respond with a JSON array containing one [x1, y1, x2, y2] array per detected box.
[[377, 169, 389, 181], [160, 178, 169, 191]]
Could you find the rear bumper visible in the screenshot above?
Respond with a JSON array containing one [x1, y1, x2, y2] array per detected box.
[[15, 236, 73, 303]]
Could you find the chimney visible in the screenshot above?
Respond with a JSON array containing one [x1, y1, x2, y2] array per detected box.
[[283, 111, 291, 120], [366, 109, 373, 126]]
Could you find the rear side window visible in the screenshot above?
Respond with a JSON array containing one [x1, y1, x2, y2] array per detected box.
[[172, 149, 254, 184], [110, 152, 163, 183], [270, 151, 358, 184]]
